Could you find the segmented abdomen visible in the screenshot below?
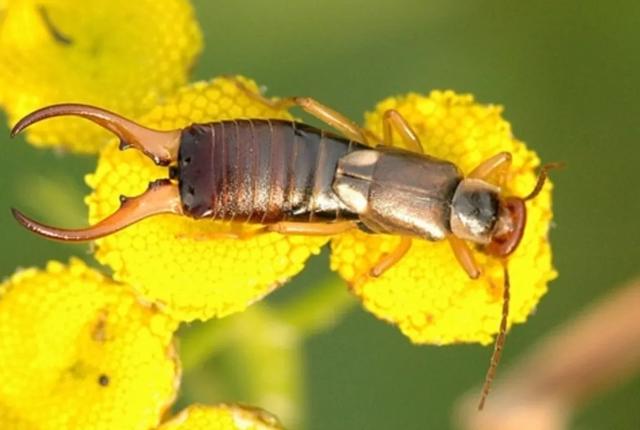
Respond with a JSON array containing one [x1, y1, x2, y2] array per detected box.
[[178, 119, 364, 224]]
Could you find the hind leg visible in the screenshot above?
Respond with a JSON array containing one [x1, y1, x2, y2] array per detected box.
[[229, 77, 369, 144], [177, 221, 356, 241]]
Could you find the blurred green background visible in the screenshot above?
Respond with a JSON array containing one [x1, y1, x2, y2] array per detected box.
[[2, 1, 640, 429]]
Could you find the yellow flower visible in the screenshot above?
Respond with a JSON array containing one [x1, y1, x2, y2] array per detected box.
[[86, 77, 329, 322], [0, 258, 180, 430], [158, 405, 283, 430], [330, 91, 557, 345], [0, 0, 201, 153]]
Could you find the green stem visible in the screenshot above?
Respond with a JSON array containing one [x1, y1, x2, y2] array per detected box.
[[180, 272, 355, 372], [274, 272, 356, 336], [178, 271, 356, 429], [179, 317, 236, 372]]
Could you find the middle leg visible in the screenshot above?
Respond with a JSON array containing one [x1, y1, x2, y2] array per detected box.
[[369, 236, 413, 277], [382, 109, 423, 154]]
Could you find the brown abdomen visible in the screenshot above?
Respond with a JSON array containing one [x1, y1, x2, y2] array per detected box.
[[177, 119, 364, 224]]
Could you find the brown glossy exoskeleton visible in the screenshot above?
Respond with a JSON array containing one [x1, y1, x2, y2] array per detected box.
[[10, 83, 559, 409]]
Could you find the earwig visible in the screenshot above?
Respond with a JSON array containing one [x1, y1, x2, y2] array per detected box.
[[10, 83, 560, 410]]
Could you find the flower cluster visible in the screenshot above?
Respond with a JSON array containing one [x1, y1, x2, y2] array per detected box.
[[158, 405, 283, 430], [331, 91, 556, 345], [0, 0, 202, 152], [0, 0, 557, 428], [0, 259, 282, 429]]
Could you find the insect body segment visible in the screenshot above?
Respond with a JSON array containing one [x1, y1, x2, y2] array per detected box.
[[177, 119, 367, 224], [334, 148, 463, 240]]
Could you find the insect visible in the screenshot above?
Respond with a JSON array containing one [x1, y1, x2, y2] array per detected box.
[[10, 84, 558, 409]]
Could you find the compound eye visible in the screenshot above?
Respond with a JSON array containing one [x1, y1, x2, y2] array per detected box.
[[485, 197, 526, 258]]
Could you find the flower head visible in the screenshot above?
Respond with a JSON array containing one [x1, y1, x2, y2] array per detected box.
[[158, 405, 283, 430], [331, 91, 557, 345], [86, 77, 329, 322], [0, 0, 201, 152], [0, 258, 180, 430]]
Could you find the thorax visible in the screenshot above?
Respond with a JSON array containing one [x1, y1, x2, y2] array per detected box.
[[332, 147, 462, 240]]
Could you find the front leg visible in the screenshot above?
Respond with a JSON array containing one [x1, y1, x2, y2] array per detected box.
[[447, 235, 481, 279], [468, 152, 512, 185]]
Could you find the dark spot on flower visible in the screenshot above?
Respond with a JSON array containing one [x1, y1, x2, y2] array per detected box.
[[37, 6, 74, 46], [92, 311, 108, 342], [98, 374, 110, 387]]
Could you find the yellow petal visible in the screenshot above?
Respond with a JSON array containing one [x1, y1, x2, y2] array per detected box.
[[0, 258, 180, 430], [0, 0, 201, 152], [86, 77, 328, 321], [158, 404, 283, 430], [330, 90, 557, 345]]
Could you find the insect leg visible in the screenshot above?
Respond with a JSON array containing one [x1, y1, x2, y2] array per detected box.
[[467, 151, 512, 183], [382, 109, 423, 154], [229, 77, 369, 144], [176, 226, 267, 241], [447, 235, 481, 279], [265, 221, 356, 236], [176, 222, 356, 241], [369, 237, 412, 277]]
